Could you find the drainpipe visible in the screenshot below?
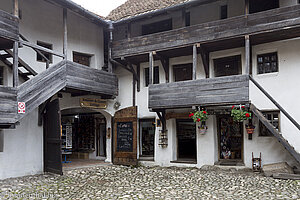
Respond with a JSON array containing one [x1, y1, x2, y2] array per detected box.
[[108, 21, 114, 73]]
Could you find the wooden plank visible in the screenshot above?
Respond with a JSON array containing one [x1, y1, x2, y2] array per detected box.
[[112, 5, 300, 58], [148, 75, 249, 109]]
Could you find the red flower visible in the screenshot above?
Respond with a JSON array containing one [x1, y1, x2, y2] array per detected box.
[[232, 106, 235, 109], [245, 113, 250, 118], [197, 118, 201, 122], [189, 113, 194, 117], [203, 111, 207, 114], [242, 106, 245, 109]]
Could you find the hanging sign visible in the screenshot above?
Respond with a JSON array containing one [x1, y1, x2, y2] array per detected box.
[[80, 98, 107, 109], [18, 102, 26, 114]]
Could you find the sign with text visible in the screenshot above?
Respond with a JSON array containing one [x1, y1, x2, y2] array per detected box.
[[117, 122, 133, 152], [18, 102, 26, 114], [80, 98, 107, 109]]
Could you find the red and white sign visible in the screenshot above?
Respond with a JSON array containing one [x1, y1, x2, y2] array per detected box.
[[18, 102, 26, 114]]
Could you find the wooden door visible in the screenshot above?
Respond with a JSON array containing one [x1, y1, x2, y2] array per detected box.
[[113, 106, 138, 166], [44, 99, 63, 175]]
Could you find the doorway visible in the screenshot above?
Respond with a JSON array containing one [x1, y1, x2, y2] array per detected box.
[[176, 119, 197, 163], [139, 119, 155, 160], [217, 115, 243, 165]]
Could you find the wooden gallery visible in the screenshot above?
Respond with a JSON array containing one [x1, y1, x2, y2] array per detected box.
[[0, 0, 300, 179]]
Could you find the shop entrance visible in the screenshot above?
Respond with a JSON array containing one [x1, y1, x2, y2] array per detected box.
[[176, 119, 197, 163], [139, 119, 155, 159], [60, 108, 107, 168], [217, 115, 243, 165]]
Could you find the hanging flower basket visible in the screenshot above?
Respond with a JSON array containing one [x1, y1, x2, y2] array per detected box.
[[231, 105, 252, 122], [246, 124, 255, 134], [189, 110, 208, 123]]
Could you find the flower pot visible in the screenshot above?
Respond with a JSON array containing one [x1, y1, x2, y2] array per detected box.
[[198, 125, 208, 135]]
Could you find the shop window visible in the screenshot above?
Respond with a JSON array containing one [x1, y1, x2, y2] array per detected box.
[[36, 41, 53, 63], [0, 66, 3, 85], [73, 52, 92, 67], [220, 5, 228, 19], [257, 52, 278, 74], [249, 0, 279, 14], [173, 64, 192, 82], [145, 66, 160, 87], [214, 55, 242, 77], [139, 119, 155, 157], [142, 19, 172, 35], [259, 111, 280, 137], [0, 131, 3, 152], [185, 12, 190, 27]]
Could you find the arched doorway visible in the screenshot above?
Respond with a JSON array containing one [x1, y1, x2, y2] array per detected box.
[[60, 107, 107, 168]]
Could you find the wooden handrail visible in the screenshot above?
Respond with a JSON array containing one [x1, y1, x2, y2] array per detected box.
[[249, 75, 300, 131]]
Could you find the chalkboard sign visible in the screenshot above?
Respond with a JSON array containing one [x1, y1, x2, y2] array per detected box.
[[117, 122, 133, 152]]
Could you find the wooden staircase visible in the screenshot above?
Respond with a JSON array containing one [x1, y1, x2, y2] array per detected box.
[[0, 60, 118, 126], [0, 49, 37, 81]]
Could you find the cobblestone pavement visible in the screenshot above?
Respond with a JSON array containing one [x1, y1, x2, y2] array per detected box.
[[0, 165, 299, 200]]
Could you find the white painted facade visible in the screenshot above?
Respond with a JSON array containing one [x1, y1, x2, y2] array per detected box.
[[0, 0, 300, 180]]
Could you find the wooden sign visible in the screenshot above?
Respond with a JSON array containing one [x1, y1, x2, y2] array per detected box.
[[117, 122, 133, 152], [80, 98, 107, 109]]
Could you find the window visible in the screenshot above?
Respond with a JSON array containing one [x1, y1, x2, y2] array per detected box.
[[142, 19, 172, 35], [0, 66, 3, 85], [36, 41, 53, 63], [145, 66, 159, 87], [0, 131, 3, 152], [257, 52, 278, 74], [185, 12, 191, 27], [73, 52, 92, 67], [214, 55, 242, 77], [139, 119, 155, 157], [220, 5, 228, 19], [249, 0, 279, 14], [259, 111, 280, 137], [173, 64, 192, 82]]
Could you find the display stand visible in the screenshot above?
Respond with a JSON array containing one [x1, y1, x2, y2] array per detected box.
[[61, 123, 72, 163]]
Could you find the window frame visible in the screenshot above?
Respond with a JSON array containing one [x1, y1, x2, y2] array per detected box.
[[259, 110, 280, 137], [144, 66, 160, 87], [36, 41, 53, 63], [257, 52, 278, 75]]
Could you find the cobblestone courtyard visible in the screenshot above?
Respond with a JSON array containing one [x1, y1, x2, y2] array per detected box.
[[0, 165, 299, 199]]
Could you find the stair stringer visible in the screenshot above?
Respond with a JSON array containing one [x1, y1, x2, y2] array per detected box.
[[250, 104, 300, 164]]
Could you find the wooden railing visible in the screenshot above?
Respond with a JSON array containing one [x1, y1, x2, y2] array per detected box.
[[148, 75, 249, 110], [112, 5, 300, 58], [0, 9, 19, 41]]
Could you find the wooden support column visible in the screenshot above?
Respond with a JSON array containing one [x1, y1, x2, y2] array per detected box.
[[108, 22, 114, 73], [13, 41, 18, 87], [193, 44, 197, 80], [63, 8, 68, 60], [130, 63, 136, 106], [127, 23, 131, 38], [13, 0, 19, 17], [245, 0, 249, 15], [149, 52, 154, 85], [245, 35, 250, 75], [137, 63, 140, 92]]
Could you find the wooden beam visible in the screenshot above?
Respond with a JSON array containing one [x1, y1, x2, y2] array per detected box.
[[13, 0, 19, 17], [199, 45, 210, 78], [63, 8, 68, 60], [20, 41, 65, 58], [149, 52, 154, 85], [193, 44, 197, 80], [245, 35, 250, 75], [108, 23, 113, 73], [245, 0, 249, 15], [13, 41, 18, 87], [155, 53, 169, 83]]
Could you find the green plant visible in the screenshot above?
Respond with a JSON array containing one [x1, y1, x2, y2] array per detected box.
[[231, 105, 252, 122], [189, 110, 208, 123]]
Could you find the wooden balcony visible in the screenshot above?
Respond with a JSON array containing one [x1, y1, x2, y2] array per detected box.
[[0, 9, 19, 49], [112, 5, 300, 59], [148, 75, 249, 110]]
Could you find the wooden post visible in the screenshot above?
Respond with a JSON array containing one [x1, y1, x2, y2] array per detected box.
[[13, 41, 19, 87], [137, 63, 140, 92], [13, 0, 19, 17], [245, 0, 249, 15], [127, 23, 131, 38], [108, 22, 113, 73], [149, 52, 153, 85], [245, 35, 250, 75], [193, 44, 197, 80], [63, 8, 68, 60]]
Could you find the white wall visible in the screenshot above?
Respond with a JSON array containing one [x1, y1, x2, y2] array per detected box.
[[0, 108, 43, 180]]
